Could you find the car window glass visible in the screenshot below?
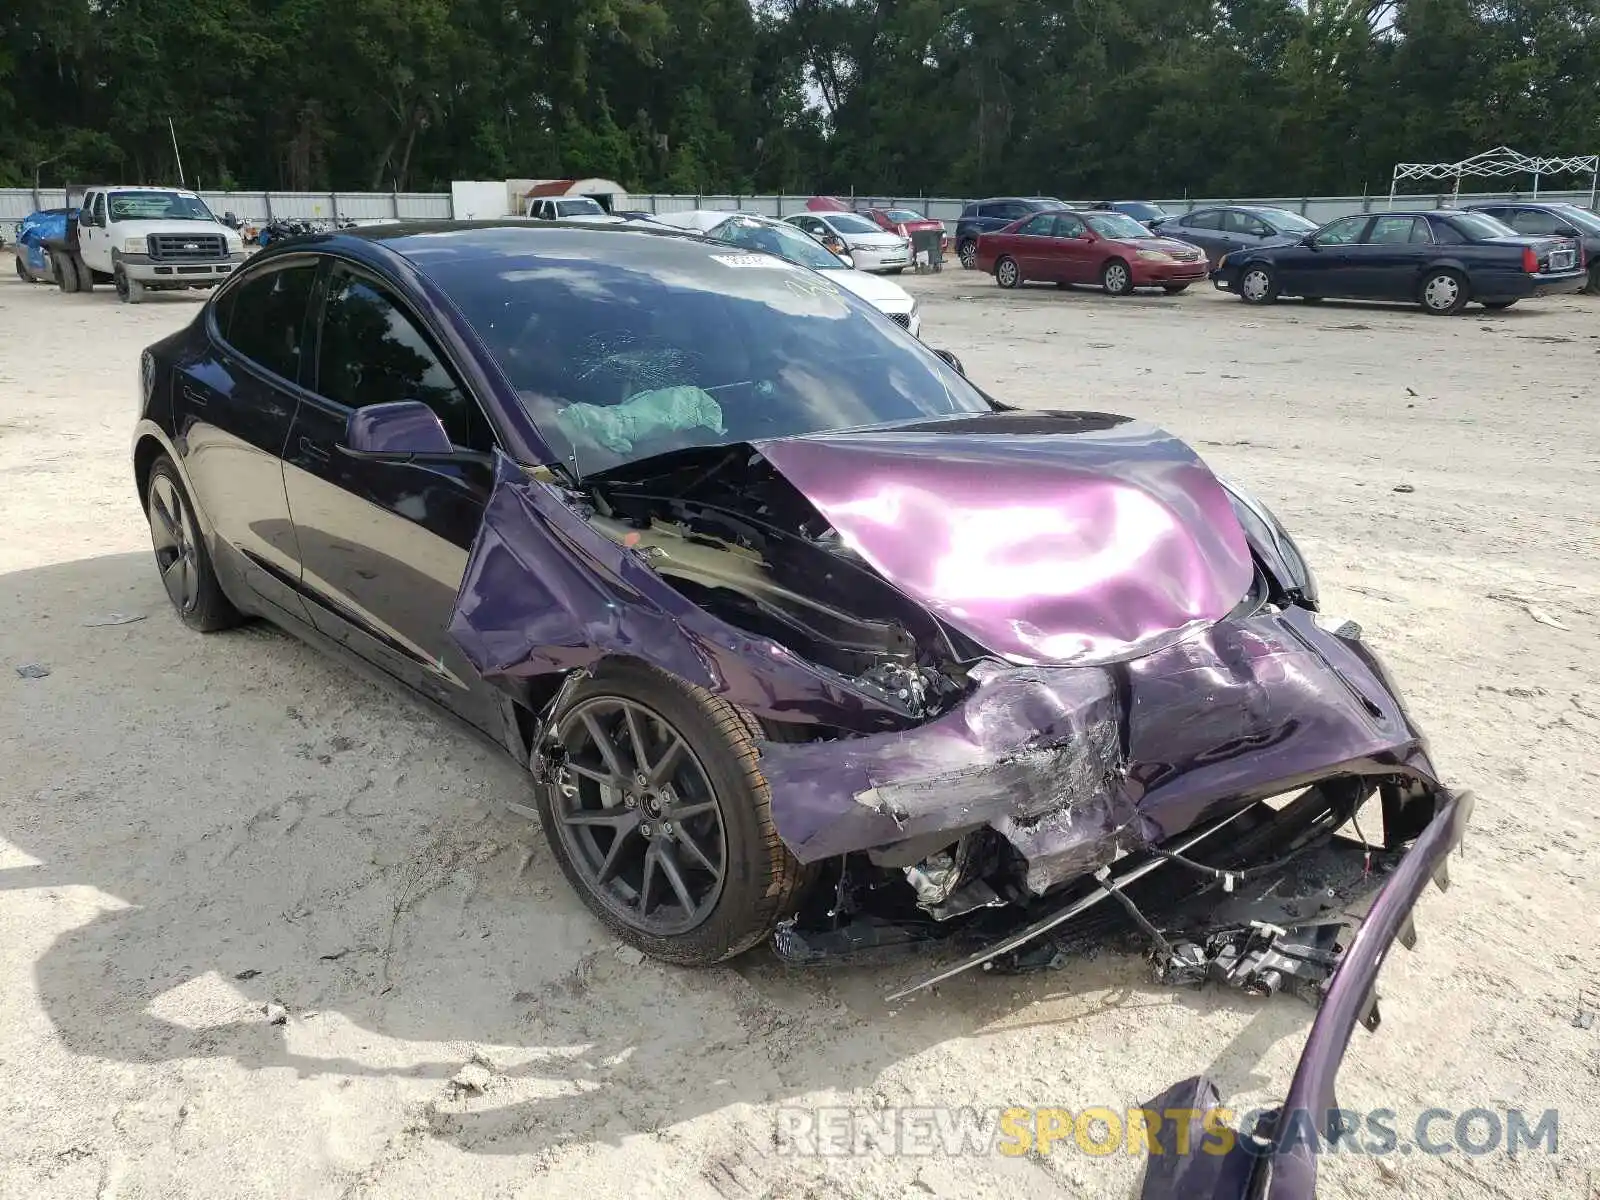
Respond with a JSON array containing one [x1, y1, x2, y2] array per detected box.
[[1430, 219, 1464, 244], [1052, 214, 1087, 238], [1510, 209, 1566, 235], [1222, 210, 1267, 236], [1186, 210, 1223, 230], [1368, 216, 1418, 244], [218, 264, 318, 381], [1407, 217, 1433, 244], [1018, 214, 1054, 235], [92, 193, 107, 225], [1313, 216, 1367, 246], [316, 270, 493, 451]]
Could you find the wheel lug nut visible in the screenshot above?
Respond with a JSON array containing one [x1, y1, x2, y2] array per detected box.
[[635, 772, 648, 787], [662, 821, 674, 837], [624, 793, 636, 808], [640, 822, 653, 838]]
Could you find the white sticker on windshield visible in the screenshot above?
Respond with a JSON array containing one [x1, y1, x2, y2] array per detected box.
[[710, 253, 796, 269]]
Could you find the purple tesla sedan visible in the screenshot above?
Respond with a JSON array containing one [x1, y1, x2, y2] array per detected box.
[[132, 221, 1468, 1198]]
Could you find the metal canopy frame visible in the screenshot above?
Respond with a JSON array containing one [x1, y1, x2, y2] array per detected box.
[[1390, 145, 1600, 209]]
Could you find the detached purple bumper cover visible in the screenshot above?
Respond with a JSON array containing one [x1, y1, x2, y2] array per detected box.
[[1138, 789, 1473, 1200]]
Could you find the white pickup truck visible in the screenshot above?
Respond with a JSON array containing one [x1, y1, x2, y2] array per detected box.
[[50, 185, 247, 302]]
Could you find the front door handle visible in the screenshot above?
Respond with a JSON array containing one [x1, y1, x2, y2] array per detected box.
[[181, 385, 208, 408], [299, 437, 330, 463]]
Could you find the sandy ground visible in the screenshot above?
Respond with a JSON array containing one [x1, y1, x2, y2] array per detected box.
[[1, 253, 1597, 1200]]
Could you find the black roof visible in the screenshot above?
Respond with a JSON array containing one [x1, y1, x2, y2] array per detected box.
[[283, 218, 720, 269]]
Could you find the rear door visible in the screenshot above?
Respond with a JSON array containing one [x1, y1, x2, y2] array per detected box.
[[1010, 213, 1058, 278], [1168, 209, 1229, 262], [1354, 214, 1433, 298], [171, 258, 320, 618], [1221, 208, 1274, 255], [280, 259, 505, 731]]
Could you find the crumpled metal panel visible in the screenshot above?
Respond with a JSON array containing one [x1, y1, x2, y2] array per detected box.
[[447, 459, 916, 731], [756, 607, 1434, 883], [754, 412, 1253, 667], [756, 662, 1134, 868]]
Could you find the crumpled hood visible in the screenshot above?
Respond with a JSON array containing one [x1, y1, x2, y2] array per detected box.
[[753, 411, 1253, 666]]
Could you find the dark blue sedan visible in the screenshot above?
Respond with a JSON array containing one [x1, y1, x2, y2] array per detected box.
[[1212, 209, 1587, 314]]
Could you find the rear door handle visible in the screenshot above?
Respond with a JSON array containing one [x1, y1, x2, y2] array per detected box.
[[299, 437, 329, 463], [181, 385, 208, 407]]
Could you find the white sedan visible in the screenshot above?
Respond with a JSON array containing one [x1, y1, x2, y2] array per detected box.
[[651, 210, 922, 337], [783, 212, 913, 274]]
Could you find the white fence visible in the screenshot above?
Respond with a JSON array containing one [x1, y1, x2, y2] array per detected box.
[[5, 186, 1597, 227], [0, 188, 452, 222]]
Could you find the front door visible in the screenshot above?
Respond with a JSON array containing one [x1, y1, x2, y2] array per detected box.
[[1049, 212, 1097, 284], [172, 258, 320, 618], [281, 261, 505, 732], [1277, 214, 1370, 297]]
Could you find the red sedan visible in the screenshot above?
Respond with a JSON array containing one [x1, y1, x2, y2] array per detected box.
[[975, 208, 1209, 295]]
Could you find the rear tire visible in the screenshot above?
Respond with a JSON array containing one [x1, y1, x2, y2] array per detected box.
[[1101, 259, 1134, 296], [56, 252, 80, 293], [995, 255, 1021, 289], [534, 660, 811, 966], [14, 256, 28, 283], [144, 456, 241, 632], [1419, 269, 1467, 316], [72, 252, 94, 292], [958, 239, 978, 270]]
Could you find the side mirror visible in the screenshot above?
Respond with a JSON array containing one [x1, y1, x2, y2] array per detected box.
[[838, 252, 856, 269], [932, 349, 966, 376], [340, 401, 455, 460], [78, 212, 95, 229], [1301, 234, 1319, 248]]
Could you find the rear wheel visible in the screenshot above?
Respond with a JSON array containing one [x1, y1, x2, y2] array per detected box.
[[72, 252, 94, 292], [1238, 264, 1278, 305], [535, 661, 810, 965], [55, 252, 80, 293], [958, 238, 978, 269], [145, 456, 240, 632], [1101, 259, 1134, 296], [1419, 269, 1467, 316], [995, 255, 1021, 289]]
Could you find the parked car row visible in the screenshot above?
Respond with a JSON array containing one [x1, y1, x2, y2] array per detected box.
[[969, 199, 1591, 315]]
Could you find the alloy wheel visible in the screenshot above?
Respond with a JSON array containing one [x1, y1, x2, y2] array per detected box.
[[148, 473, 200, 613], [551, 697, 728, 936], [996, 258, 1019, 287], [1104, 262, 1130, 294], [959, 240, 977, 269]]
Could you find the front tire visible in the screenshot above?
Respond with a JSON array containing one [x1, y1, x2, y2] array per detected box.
[[535, 661, 810, 965], [72, 253, 94, 292], [1419, 269, 1467, 316], [958, 239, 978, 270], [1238, 264, 1278, 305], [994, 256, 1021, 288], [115, 264, 145, 304], [1101, 259, 1134, 296], [145, 456, 240, 632], [55, 252, 80, 293]]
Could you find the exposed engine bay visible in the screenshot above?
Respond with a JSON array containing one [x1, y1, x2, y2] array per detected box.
[[583, 444, 975, 723]]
